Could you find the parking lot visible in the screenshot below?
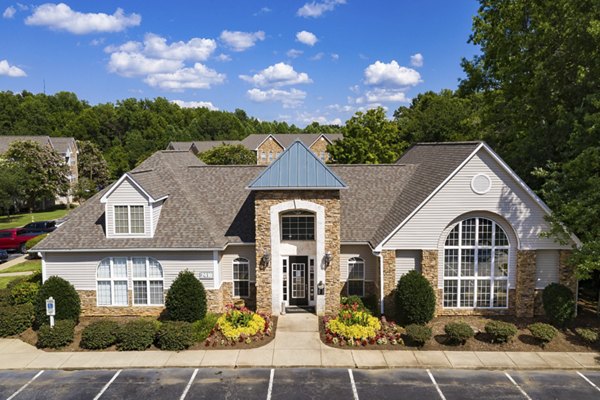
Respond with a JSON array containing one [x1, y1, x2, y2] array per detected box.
[[1, 368, 600, 400]]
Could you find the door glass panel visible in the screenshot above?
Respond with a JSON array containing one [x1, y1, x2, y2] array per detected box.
[[291, 263, 305, 299]]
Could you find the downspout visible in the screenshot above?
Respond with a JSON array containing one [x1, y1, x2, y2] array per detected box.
[[374, 250, 384, 316]]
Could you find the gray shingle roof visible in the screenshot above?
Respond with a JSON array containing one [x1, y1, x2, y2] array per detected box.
[[167, 140, 242, 154], [0, 135, 76, 155], [241, 133, 342, 150]]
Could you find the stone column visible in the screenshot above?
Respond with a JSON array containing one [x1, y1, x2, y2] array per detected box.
[[421, 250, 441, 316], [516, 250, 536, 318], [324, 196, 342, 316], [381, 250, 397, 317], [559, 250, 577, 294], [254, 193, 272, 314]]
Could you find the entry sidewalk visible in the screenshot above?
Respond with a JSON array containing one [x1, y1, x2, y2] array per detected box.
[[0, 313, 599, 370]]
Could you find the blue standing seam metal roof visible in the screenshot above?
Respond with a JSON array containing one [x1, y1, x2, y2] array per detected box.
[[248, 140, 347, 190]]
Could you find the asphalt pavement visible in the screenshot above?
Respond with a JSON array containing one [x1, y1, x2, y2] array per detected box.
[[1, 368, 600, 400]]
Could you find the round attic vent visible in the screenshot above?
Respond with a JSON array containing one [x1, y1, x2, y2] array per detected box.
[[471, 174, 492, 194]]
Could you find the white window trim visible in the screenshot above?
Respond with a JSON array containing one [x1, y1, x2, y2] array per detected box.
[[113, 204, 146, 236], [470, 173, 492, 195], [96, 257, 129, 307], [443, 218, 510, 309], [233, 257, 250, 298], [132, 257, 164, 306], [347, 257, 365, 297]]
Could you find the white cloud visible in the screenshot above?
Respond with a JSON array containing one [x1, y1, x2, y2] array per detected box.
[[3, 6, 16, 18], [0, 60, 26, 77], [364, 60, 421, 87], [254, 7, 271, 16], [108, 52, 183, 77], [89, 38, 105, 46], [286, 49, 303, 58], [327, 104, 353, 112], [360, 88, 410, 103], [310, 52, 324, 61], [296, 30, 318, 46], [295, 111, 342, 126], [410, 53, 424, 67], [144, 63, 226, 91], [331, 53, 339, 60], [297, 0, 346, 18], [171, 99, 218, 111], [220, 30, 265, 52], [215, 53, 231, 62], [247, 88, 306, 108], [142, 33, 216, 61], [240, 62, 312, 87], [25, 3, 141, 34]]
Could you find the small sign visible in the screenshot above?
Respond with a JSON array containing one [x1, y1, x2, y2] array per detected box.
[[45, 297, 56, 316], [199, 271, 213, 280]]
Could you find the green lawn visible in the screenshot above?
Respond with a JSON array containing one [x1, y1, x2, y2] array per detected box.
[[0, 276, 16, 289], [0, 208, 71, 230], [0, 260, 41, 274]]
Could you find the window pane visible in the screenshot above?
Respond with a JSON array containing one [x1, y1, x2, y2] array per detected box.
[[444, 249, 459, 277], [133, 281, 147, 305], [132, 258, 146, 278], [477, 280, 491, 307], [97, 281, 111, 305], [281, 213, 315, 240], [478, 218, 493, 246], [495, 225, 509, 246], [112, 258, 128, 278], [461, 218, 476, 246], [348, 281, 364, 297], [460, 280, 475, 307], [443, 280, 458, 307], [494, 249, 509, 277], [461, 249, 475, 276], [148, 259, 163, 278], [493, 280, 508, 307], [114, 281, 128, 305], [234, 281, 249, 297], [114, 206, 129, 233], [233, 262, 249, 280], [97, 260, 111, 278], [348, 260, 364, 280], [149, 281, 164, 304], [445, 225, 459, 246], [478, 249, 492, 276], [130, 206, 145, 234]]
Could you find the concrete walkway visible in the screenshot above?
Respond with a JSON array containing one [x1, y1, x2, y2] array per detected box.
[[0, 313, 599, 370], [0, 255, 27, 271]]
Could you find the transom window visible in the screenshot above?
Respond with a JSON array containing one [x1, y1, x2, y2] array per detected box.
[[347, 257, 365, 297], [132, 257, 164, 305], [114, 205, 145, 234], [233, 258, 250, 298], [97, 258, 129, 306], [443, 217, 510, 308], [281, 210, 315, 241]]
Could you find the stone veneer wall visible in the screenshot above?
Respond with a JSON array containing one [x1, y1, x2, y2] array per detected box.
[[381, 250, 397, 317], [256, 138, 284, 165], [516, 250, 536, 317], [79, 290, 165, 317], [254, 190, 341, 315], [309, 138, 332, 162]]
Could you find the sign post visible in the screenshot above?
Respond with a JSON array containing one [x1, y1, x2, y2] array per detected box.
[[45, 297, 55, 328]]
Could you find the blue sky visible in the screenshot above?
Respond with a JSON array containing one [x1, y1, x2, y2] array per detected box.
[[0, 1, 479, 126]]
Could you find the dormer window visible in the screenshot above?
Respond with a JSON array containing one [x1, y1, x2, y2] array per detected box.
[[114, 205, 145, 234]]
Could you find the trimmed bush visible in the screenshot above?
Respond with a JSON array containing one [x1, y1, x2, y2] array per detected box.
[[0, 288, 11, 306], [395, 270, 436, 325], [34, 276, 80, 328], [528, 323, 558, 347], [484, 320, 518, 343], [80, 320, 120, 350], [0, 303, 34, 336], [405, 324, 432, 346], [576, 328, 598, 344], [117, 319, 160, 351], [36, 320, 75, 348], [341, 295, 366, 310], [10, 281, 40, 305], [156, 321, 194, 350], [192, 313, 219, 342], [542, 283, 575, 327], [165, 271, 207, 322], [26, 234, 48, 251], [444, 321, 475, 344]]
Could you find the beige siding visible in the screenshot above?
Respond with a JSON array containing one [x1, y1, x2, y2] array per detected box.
[[536, 250, 559, 289], [220, 246, 256, 282], [44, 251, 215, 290], [151, 200, 164, 235], [105, 178, 152, 238], [340, 245, 377, 282], [383, 150, 567, 251], [395, 250, 421, 283]]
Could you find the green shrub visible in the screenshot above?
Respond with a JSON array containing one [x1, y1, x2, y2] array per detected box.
[[26, 234, 48, 251], [362, 294, 379, 316], [484, 320, 518, 343], [395, 270, 436, 325], [117, 319, 160, 351], [192, 313, 219, 342], [576, 327, 598, 344], [542, 283, 575, 327], [444, 321, 475, 344], [34, 276, 80, 328], [165, 271, 206, 322], [405, 324, 432, 346], [528, 322, 558, 347], [10, 281, 40, 305], [0, 288, 11, 306], [156, 321, 194, 350], [0, 303, 34, 336], [341, 295, 365, 310], [27, 271, 42, 285], [80, 320, 120, 350], [36, 320, 75, 348]]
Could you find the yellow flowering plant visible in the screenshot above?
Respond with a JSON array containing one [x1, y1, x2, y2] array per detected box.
[[215, 305, 268, 342]]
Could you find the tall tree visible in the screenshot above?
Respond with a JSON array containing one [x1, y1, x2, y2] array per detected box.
[[199, 144, 256, 165], [75, 140, 110, 200], [0, 162, 26, 216]]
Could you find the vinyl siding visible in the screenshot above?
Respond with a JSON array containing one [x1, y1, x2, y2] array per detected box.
[[44, 251, 215, 290], [105, 178, 152, 238], [536, 250, 559, 289], [395, 250, 421, 282], [220, 246, 256, 282], [151, 200, 164, 235], [340, 245, 377, 282]]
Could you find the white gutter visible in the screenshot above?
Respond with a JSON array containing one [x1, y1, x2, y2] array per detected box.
[[373, 250, 384, 315]]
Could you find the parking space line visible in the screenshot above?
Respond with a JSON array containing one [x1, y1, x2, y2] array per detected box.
[[577, 371, 600, 392], [93, 369, 122, 400], [426, 369, 447, 400], [179, 368, 198, 400], [504, 372, 532, 400], [6, 370, 44, 400], [266, 368, 274, 400], [347, 369, 359, 400]]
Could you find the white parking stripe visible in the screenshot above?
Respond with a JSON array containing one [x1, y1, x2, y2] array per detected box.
[[93, 369, 121, 400], [577, 371, 600, 392], [426, 369, 447, 400], [348, 369, 359, 400], [6, 370, 44, 400], [180, 368, 198, 400], [504, 372, 532, 400], [266, 368, 274, 400]]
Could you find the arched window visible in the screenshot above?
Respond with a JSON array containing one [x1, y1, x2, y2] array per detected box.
[[443, 217, 510, 308], [97, 257, 128, 306], [281, 210, 315, 241], [233, 258, 249, 297], [132, 257, 164, 305], [347, 257, 365, 297]]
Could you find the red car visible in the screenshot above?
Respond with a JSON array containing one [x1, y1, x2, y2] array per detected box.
[[0, 228, 40, 253]]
